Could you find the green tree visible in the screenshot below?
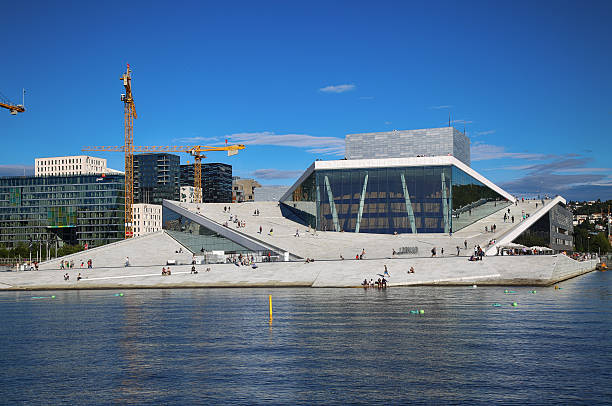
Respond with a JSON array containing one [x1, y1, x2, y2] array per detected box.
[[590, 232, 611, 254], [57, 244, 85, 257], [10, 243, 29, 258]]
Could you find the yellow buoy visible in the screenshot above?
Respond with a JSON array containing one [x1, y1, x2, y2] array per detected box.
[[269, 294, 273, 322]]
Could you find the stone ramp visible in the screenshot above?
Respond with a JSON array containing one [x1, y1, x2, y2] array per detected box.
[[37, 231, 194, 270], [485, 196, 565, 255], [176, 200, 553, 262], [0, 255, 597, 290]]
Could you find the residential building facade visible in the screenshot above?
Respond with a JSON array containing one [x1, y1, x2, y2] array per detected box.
[[180, 163, 232, 203], [133, 153, 180, 204], [35, 156, 108, 177], [132, 203, 162, 237], [232, 177, 261, 202]]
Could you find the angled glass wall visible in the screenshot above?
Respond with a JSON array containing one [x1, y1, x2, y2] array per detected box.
[[279, 171, 317, 227], [280, 164, 511, 234], [162, 205, 252, 254], [450, 166, 511, 231]]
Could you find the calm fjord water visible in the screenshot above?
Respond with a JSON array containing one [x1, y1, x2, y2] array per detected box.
[[1, 271, 611, 405]]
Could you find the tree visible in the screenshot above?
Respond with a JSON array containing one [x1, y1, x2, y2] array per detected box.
[[57, 244, 84, 257], [590, 232, 611, 254]]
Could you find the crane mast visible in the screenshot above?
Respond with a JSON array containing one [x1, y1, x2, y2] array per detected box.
[[120, 64, 137, 238]]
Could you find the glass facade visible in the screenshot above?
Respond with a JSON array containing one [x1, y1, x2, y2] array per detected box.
[[162, 205, 251, 253], [180, 163, 232, 203], [134, 153, 180, 204], [0, 175, 124, 248], [280, 164, 510, 234]]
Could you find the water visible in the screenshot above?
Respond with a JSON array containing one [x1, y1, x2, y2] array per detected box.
[[1, 272, 611, 405]]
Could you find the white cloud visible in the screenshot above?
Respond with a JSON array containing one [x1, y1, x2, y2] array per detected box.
[[227, 131, 345, 156], [471, 142, 549, 161], [430, 105, 453, 109], [172, 136, 222, 144], [359, 96, 374, 100], [0, 165, 34, 176], [475, 130, 496, 136], [319, 84, 355, 93], [251, 169, 303, 180], [451, 119, 472, 125]]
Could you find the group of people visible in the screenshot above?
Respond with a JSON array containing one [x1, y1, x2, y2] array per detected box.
[[60, 259, 92, 269], [63, 272, 81, 281], [485, 224, 498, 233], [228, 253, 257, 267], [161, 267, 172, 275], [355, 249, 366, 260], [362, 277, 388, 288], [469, 245, 485, 261], [60, 260, 74, 269]]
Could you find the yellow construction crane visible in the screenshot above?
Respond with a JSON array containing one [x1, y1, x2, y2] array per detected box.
[[120, 64, 137, 238], [0, 89, 25, 115], [82, 143, 245, 204]]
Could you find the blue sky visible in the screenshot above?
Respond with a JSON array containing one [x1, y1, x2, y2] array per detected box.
[[1, 0, 611, 200]]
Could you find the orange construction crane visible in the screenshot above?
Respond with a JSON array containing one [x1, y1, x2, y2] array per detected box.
[[0, 89, 25, 115], [82, 143, 245, 204], [120, 64, 137, 238]]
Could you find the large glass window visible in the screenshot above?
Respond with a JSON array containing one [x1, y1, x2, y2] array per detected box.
[[280, 164, 511, 235], [315, 166, 452, 234], [162, 206, 252, 254], [279, 171, 317, 227], [450, 166, 511, 231]]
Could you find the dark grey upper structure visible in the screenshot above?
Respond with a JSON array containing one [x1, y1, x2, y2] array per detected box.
[[514, 203, 573, 251], [345, 127, 471, 166], [180, 163, 232, 203], [134, 153, 180, 204]]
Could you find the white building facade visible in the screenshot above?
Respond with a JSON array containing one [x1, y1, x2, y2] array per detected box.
[[180, 186, 195, 203], [35, 156, 108, 177], [132, 203, 162, 237]]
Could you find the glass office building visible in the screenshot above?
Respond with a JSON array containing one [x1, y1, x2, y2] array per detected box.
[[280, 157, 513, 234], [180, 163, 232, 203], [133, 153, 180, 204], [0, 174, 124, 248]]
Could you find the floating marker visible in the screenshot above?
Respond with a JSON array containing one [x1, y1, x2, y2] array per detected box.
[[419, 309, 425, 314], [504, 290, 516, 294], [114, 293, 124, 297], [511, 302, 518, 307], [492, 303, 502, 307], [504, 289, 508, 293], [472, 285, 477, 288], [410, 310, 418, 314], [31, 296, 55, 299], [531, 290, 537, 294]]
